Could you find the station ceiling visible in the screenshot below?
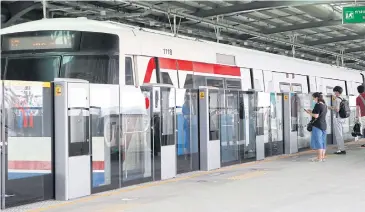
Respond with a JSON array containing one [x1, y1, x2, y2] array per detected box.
[[1, 0, 365, 71]]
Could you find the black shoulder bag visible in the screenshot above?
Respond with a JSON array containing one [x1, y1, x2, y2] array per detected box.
[[307, 104, 324, 132], [307, 118, 316, 132]]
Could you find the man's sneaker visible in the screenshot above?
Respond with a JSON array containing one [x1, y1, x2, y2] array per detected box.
[[334, 150, 346, 154]]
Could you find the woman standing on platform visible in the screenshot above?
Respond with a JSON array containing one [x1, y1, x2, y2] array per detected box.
[[305, 92, 328, 162]]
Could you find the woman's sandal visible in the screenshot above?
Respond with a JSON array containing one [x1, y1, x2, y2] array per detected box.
[[311, 158, 320, 162]]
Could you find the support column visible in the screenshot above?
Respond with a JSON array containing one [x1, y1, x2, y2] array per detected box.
[[42, 0, 47, 19], [213, 16, 223, 43], [167, 11, 181, 37], [289, 34, 298, 58]]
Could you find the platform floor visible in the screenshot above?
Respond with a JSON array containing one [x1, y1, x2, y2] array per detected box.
[[5, 140, 365, 212]]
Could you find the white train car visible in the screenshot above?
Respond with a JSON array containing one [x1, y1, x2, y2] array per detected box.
[[1, 18, 364, 94], [1, 18, 364, 183]]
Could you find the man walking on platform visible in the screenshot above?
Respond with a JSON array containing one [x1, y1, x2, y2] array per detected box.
[[356, 85, 365, 147], [329, 86, 346, 154]]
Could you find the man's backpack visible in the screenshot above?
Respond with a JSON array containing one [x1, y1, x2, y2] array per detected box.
[[338, 97, 351, 118]]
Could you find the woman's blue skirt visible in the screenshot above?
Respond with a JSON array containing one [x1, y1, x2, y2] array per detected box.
[[311, 126, 327, 150]]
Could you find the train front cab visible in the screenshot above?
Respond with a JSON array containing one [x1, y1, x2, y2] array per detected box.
[[0, 29, 150, 208]]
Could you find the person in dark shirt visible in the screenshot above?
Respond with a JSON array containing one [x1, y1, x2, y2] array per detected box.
[[356, 85, 365, 146], [305, 92, 328, 162]]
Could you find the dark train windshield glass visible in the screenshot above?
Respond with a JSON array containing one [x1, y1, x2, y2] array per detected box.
[[3, 57, 61, 81]]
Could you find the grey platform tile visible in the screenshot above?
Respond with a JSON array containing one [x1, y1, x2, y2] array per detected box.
[[123, 148, 365, 212], [2, 200, 64, 212], [4, 141, 365, 212]]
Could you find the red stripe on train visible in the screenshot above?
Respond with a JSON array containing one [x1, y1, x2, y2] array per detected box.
[[143, 57, 241, 83], [8, 161, 105, 170]]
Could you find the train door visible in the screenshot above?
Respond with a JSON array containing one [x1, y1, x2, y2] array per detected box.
[[240, 68, 252, 91], [220, 89, 240, 167], [176, 88, 199, 174], [296, 93, 313, 150], [252, 69, 265, 92], [141, 85, 177, 181], [267, 93, 284, 156], [263, 71, 274, 92], [1, 80, 4, 209], [89, 84, 121, 193], [308, 76, 317, 92]]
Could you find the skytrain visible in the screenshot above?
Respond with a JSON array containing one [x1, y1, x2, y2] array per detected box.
[[1, 18, 364, 188], [1, 18, 363, 93]]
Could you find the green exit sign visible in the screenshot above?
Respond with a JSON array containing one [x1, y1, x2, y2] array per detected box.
[[343, 6, 365, 24]]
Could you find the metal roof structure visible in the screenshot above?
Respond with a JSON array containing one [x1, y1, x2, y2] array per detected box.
[[1, 0, 365, 70]]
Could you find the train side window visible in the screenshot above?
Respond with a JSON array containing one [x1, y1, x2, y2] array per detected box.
[[207, 78, 224, 88], [279, 82, 291, 92], [326, 86, 333, 95], [291, 83, 302, 93], [226, 79, 241, 89], [161, 72, 173, 85], [125, 57, 134, 85], [193, 75, 206, 88], [184, 74, 194, 88]]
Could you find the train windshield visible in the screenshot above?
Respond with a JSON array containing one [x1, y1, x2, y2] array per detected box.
[[3, 57, 61, 81], [1, 30, 119, 83], [1, 56, 119, 84]]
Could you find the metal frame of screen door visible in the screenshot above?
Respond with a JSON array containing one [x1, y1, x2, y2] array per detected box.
[[1, 80, 5, 209]]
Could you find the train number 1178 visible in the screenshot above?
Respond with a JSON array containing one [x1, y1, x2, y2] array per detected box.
[[163, 48, 172, 55]]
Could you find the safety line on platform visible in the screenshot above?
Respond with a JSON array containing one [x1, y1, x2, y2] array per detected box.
[[228, 170, 267, 180]]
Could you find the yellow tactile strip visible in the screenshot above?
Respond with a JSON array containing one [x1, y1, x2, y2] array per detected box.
[[228, 170, 267, 180]]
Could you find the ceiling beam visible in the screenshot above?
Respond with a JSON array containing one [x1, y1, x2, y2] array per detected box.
[[190, 1, 355, 18], [263, 19, 340, 34], [127, 0, 365, 65], [2, 2, 41, 28], [304, 34, 365, 46], [345, 47, 365, 53]]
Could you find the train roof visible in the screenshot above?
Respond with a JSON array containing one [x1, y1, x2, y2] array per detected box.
[[1, 18, 128, 35], [1, 18, 364, 81]]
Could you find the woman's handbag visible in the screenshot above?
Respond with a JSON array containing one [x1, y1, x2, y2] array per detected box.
[[307, 119, 316, 132], [306, 103, 325, 132]]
